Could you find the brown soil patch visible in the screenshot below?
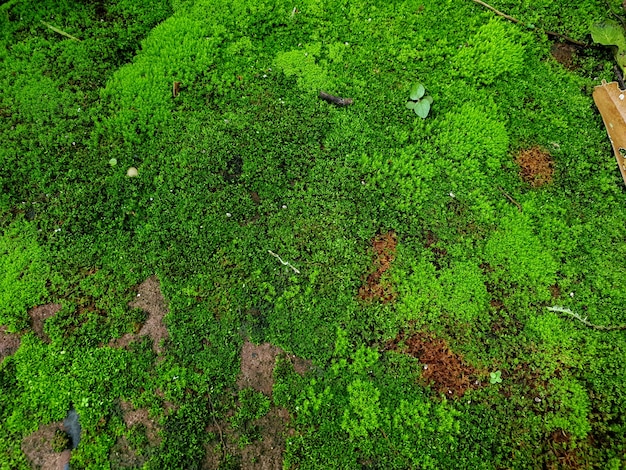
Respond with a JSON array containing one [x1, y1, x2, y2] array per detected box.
[[550, 42, 579, 70], [203, 406, 292, 470], [109, 276, 169, 354], [515, 146, 554, 187], [358, 231, 397, 302], [237, 340, 312, 396], [119, 400, 161, 446], [110, 400, 162, 469], [390, 333, 480, 397], [28, 303, 62, 343], [110, 435, 148, 469], [0, 326, 21, 361], [21, 421, 71, 470], [203, 341, 310, 469]]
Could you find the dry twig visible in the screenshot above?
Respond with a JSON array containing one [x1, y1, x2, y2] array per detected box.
[[547, 306, 626, 331], [471, 0, 588, 47], [41, 21, 81, 41], [497, 186, 522, 211], [268, 250, 300, 274]]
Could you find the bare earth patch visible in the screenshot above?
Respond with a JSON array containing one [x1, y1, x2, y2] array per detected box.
[[203, 407, 292, 470], [516, 146, 554, 187], [110, 399, 162, 468], [109, 276, 169, 354], [0, 325, 21, 361], [204, 340, 311, 469], [21, 421, 71, 470], [237, 340, 312, 396], [119, 399, 161, 446], [358, 231, 398, 302], [28, 303, 62, 343], [550, 42, 579, 70]]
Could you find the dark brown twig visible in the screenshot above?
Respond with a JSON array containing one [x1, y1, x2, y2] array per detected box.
[[207, 392, 227, 461], [471, 0, 588, 47], [319, 91, 353, 107], [497, 186, 522, 211]]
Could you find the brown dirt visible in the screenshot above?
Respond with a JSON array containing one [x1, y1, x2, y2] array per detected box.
[[109, 400, 163, 468], [515, 146, 554, 187], [28, 303, 62, 343], [109, 276, 169, 354], [119, 399, 161, 446], [21, 421, 72, 470], [237, 340, 312, 396], [358, 231, 398, 302], [550, 42, 579, 70], [109, 435, 148, 469], [0, 325, 21, 361], [389, 332, 480, 397], [203, 341, 310, 469], [203, 406, 292, 470]]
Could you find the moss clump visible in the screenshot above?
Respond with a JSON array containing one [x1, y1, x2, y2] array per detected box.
[[51, 429, 71, 453]]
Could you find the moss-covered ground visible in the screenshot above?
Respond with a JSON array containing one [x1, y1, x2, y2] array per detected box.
[[1, 0, 626, 468]]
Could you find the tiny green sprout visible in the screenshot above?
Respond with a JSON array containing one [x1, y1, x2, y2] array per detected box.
[[490, 370, 502, 384], [108, 158, 117, 166], [406, 82, 433, 119]]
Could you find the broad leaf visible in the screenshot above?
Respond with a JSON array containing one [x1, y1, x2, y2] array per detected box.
[[591, 21, 626, 49], [413, 99, 430, 119], [423, 95, 434, 105], [410, 83, 425, 101], [406, 101, 417, 109]]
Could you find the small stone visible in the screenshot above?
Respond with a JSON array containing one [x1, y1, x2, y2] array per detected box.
[[127, 167, 138, 177], [534, 397, 542, 403]]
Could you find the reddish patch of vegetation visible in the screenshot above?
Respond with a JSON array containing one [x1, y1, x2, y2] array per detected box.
[[544, 429, 586, 470], [516, 146, 554, 187], [389, 332, 480, 397], [358, 231, 398, 302]]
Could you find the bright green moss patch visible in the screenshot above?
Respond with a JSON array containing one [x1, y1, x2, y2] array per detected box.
[[0, 220, 50, 332], [2, 0, 626, 468]]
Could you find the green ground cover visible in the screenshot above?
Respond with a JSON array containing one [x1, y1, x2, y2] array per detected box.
[[1, 0, 626, 468]]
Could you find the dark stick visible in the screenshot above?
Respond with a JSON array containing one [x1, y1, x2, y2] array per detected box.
[[471, 0, 588, 47], [615, 65, 626, 91], [497, 186, 522, 211], [319, 91, 353, 107]]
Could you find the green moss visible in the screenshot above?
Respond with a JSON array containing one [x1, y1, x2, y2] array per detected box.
[[1, 0, 626, 467], [0, 220, 49, 332]]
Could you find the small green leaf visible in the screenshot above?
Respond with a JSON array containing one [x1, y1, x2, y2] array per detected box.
[[490, 371, 502, 384], [423, 95, 434, 105], [406, 101, 417, 110], [410, 83, 425, 101], [413, 99, 430, 119]]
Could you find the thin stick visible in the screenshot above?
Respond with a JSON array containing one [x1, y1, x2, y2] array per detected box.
[[497, 186, 522, 211], [207, 392, 227, 461], [471, 0, 587, 47], [547, 306, 626, 331], [268, 250, 301, 274], [41, 21, 81, 41]]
